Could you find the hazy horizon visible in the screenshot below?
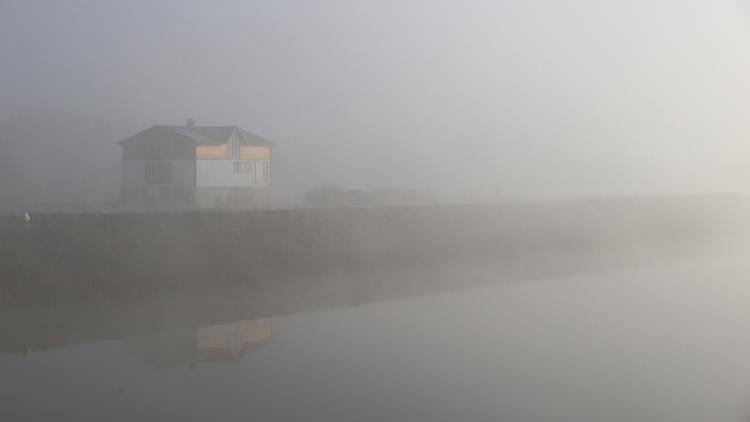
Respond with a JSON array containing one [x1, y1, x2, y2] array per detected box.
[[2, 0, 750, 208]]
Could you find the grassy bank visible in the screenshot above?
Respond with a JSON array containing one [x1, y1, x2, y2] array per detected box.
[[2, 194, 750, 306], [2, 194, 750, 353]]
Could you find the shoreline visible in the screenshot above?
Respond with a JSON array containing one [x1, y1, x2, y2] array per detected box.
[[2, 194, 750, 353]]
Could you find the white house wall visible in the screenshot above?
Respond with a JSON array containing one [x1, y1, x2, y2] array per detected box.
[[196, 160, 270, 188]]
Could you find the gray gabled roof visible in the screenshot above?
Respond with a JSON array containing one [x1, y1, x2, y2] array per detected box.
[[117, 125, 274, 146]]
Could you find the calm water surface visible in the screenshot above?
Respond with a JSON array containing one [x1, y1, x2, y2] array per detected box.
[[4, 253, 750, 421]]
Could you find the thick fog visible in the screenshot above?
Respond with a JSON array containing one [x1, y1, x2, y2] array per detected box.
[[8, 4, 750, 421], [2, 0, 750, 209]]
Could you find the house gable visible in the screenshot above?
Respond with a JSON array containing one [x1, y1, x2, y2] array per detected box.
[[119, 125, 273, 161]]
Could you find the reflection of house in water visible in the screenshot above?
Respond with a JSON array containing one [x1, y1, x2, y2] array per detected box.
[[197, 320, 271, 361], [123, 319, 271, 367]]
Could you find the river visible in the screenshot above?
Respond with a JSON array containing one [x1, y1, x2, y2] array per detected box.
[[3, 252, 750, 421]]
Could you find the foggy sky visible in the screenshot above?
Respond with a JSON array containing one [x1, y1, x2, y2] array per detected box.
[[2, 0, 750, 206]]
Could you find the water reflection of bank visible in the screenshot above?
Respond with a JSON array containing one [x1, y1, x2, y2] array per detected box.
[[2, 241, 746, 357], [123, 319, 271, 367]]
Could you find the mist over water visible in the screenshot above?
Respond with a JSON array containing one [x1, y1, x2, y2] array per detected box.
[[5, 255, 750, 422]]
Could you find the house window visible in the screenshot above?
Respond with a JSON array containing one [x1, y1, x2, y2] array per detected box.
[[258, 161, 269, 183], [233, 160, 270, 183], [233, 160, 253, 173], [145, 161, 173, 184], [147, 139, 171, 158]]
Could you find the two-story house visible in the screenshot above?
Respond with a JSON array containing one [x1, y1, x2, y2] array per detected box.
[[118, 119, 274, 209]]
